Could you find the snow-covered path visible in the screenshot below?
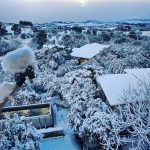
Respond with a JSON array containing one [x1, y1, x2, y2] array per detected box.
[[40, 106, 82, 150]]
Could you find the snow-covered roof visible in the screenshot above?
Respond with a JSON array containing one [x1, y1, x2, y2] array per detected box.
[[71, 43, 110, 59], [124, 68, 150, 80], [97, 74, 138, 106], [97, 68, 150, 106]]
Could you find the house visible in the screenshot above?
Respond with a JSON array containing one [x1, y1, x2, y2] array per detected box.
[[96, 68, 150, 106], [71, 43, 110, 64]]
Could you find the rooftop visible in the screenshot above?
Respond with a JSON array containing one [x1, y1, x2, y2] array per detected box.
[[71, 43, 110, 59], [97, 68, 150, 106]]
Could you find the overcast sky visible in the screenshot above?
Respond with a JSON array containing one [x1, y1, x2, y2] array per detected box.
[[0, 0, 150, 23]]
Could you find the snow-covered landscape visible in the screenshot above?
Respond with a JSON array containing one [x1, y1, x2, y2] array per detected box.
[[0, 19, 150, 150]]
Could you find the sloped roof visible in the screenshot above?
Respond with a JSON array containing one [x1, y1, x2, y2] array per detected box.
[[124, 68, 150, 80], [97, 68, 150, 106], [71, 43, 110, 59]]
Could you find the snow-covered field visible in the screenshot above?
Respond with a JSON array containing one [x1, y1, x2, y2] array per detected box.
[[0, 20, 150, 150]]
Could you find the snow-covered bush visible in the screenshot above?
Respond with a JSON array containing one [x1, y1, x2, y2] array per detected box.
[[0, 40, 11, 56], [1, 47, 37, 74], [9, 39, 22, 51], [12, 80, 46, 106], [0, 114, 42, 150], [36, 46, 71, 72], [11, 24, 21, 35], [0, 47, 37, 108], [0, 22, 7, 36], [61, 32, 89, 48], [61, 69, 97, 105], [68, 98, 121, 149], [115, 79, 150, 150], [96, 44, 150, 73], [79, 99, 120, 149], [35, 30, 47, 49]]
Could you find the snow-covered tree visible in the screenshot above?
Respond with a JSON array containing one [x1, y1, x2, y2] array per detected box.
[[0, 114, 42, 150], [115, 79, 150, 150], [0, 47, 37, 108], [96, 44, 150, 74]]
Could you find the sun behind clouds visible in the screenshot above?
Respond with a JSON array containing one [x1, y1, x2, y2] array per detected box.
[[77, 0, 87, 6]]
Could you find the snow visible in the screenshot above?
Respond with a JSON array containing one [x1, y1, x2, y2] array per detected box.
[[43, 44, 54, 49], [5, 24, 14, 34], [124, 68, 150, 80], [0, 82, 16, 104], [71, 43, 110, 59], [40, 106, 82, 150], [142, 31, 150, 37], [96, 74, 139, 106], [38, 127, 63, 134], [40, 135, 81, 150], [1, 47, 37, 74], [21, 28, 33, 34], [124, 20, 150, 24]]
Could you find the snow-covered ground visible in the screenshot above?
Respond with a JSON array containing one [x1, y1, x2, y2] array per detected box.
[[40, 135, 81, 150], [40, 106, 82, 150]]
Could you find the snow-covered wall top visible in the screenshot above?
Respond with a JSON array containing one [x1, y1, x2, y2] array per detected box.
[[71, 43, 110, 59]]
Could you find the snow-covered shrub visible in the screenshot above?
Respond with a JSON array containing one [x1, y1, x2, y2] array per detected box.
[[35, 30, 47, 49], [11, 24, 21, 35], [0, 40, 11, 56], [55, 59, 79, 77], [68, 98, 122, 149], [14, 89, 41, 105], [61, 69, 97, 105], [36, 46, 71, 72], [79, 99, 120, 149], [115, 79, 150, 150], [96, 44, 150, 73], [9, 39, 22, 50], [0, 22, 7, 36], [1, 47, 37, 74], [0, 114, 42, 150], [141, 40, 150, 50], [61, 32, 89, 48], [19, 21, 33, 27], [82, 61, 104, 77]]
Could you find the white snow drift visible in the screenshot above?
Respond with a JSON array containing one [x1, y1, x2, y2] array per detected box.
[[1, 47, 37, 74], [0, 82, 16, 104]]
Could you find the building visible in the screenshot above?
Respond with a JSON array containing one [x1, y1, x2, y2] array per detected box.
[[71, 43, 110, 64], [96, 68, 150, 106]]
